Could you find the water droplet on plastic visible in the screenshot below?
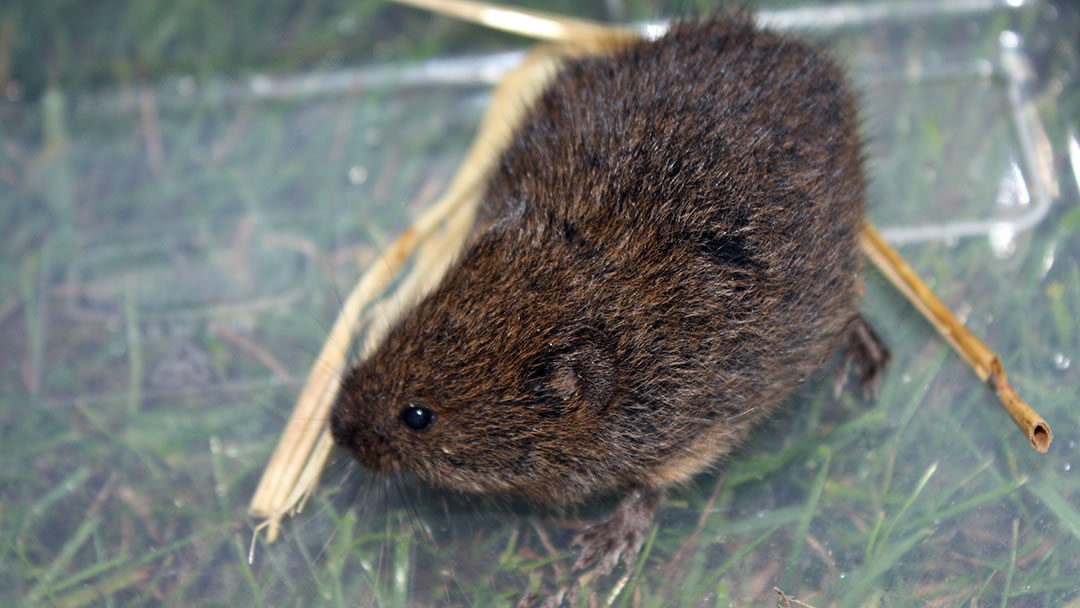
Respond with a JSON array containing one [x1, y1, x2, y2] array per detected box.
[[989, 222, 1016, 259], [1042, 244, 1056, 277], [250, 74, 273, 96], [177, 75, 196, 97], [997, 162, 1030, 209], [902, 373, 912, 384], [956, 303, 972, 325], [348, 166, 368, 185], [1064, 463, 1072, 472], [999, 30, 1021, 49], [1053, 353, 1071, 370], [839, 573, 847, 580]]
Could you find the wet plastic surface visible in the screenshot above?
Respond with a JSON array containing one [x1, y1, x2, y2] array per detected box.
[[3, 1, 1078, 605]]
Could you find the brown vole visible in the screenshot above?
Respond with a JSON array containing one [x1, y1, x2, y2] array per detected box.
[[330, 15, 888, 583]]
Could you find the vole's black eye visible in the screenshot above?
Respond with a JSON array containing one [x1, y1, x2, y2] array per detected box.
[[400, 404, 434, 431]]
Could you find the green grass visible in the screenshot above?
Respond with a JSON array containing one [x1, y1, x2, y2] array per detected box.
[[2, 0, 1079, 606]]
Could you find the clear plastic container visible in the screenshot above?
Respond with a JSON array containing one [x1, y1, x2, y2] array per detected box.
[[2, 0, 1077, 605]]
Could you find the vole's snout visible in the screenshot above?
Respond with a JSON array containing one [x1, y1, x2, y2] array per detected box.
[[329, 393, 399, 473], [328, 395, 355, 448]]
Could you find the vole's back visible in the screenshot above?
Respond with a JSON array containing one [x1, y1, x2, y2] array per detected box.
[[475, 18, 864, 484], [332, 17, 866, 505]]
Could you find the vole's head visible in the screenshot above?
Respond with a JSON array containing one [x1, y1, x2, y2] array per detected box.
[[329, 223, 620, 504]]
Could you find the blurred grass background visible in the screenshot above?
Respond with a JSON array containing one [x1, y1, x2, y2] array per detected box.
[[1, 0, 1079, 606]]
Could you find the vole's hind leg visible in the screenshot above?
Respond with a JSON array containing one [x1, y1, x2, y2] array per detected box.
[[573, 487, 661, 575], [834, 315, 890, 400], [532, 488, 661, 607]]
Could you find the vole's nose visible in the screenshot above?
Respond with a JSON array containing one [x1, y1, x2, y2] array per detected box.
[[329, 398, 399, 472]]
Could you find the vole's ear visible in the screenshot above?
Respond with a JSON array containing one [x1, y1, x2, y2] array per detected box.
[[523, 324, 616, 416]]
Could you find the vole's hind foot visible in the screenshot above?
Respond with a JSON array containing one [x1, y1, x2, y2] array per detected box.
[[834, 315, 890, 400], [524, 488, 661, 607], [571, 487, 660, 576]]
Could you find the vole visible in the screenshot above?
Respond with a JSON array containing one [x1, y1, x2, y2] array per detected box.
[[330, 15, 889, 586]]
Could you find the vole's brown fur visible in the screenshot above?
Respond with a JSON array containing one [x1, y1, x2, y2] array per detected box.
[[331, 15, 887, 578]]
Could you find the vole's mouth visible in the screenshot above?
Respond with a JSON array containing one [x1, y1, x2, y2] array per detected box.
[[360, 446, 399, 473]]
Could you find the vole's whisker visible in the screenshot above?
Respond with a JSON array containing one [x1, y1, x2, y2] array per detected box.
[[392, 471, 434, 545]]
